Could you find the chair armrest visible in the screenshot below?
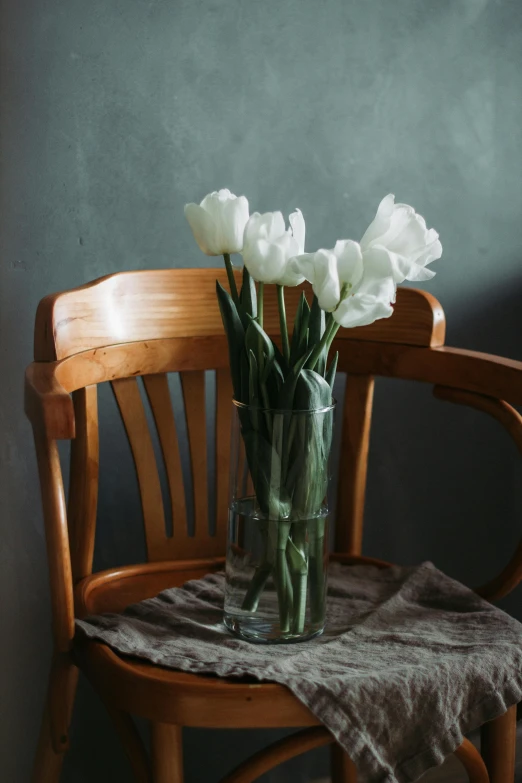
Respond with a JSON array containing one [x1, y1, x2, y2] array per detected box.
[[25, 363, 75, 440]]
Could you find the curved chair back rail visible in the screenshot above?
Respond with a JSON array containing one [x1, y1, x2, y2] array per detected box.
[[25, 268, 522, 783]]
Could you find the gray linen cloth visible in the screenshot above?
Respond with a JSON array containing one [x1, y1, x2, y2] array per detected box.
[[76, 562, 522, 783]]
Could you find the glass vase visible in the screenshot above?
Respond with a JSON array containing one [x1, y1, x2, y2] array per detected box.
[[224, 400, 335, 643]]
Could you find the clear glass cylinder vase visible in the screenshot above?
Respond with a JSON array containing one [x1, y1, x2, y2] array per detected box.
[[224, 400, 335, 644]]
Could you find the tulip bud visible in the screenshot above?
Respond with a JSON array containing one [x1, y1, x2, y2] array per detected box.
[[184, 189, 249, 256], [241, 209, 306, 286]]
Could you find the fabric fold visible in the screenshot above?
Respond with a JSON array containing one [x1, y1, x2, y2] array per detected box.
[[76, 562, 522, 783]]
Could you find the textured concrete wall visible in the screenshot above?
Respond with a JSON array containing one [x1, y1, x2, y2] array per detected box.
[[1, 1, 522, 780]]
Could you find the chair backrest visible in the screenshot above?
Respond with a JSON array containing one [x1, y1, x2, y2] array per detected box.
[[25, 268, 522, 652]]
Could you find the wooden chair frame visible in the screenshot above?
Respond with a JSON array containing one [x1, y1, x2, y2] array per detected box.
[[25, 268, 522, 782]]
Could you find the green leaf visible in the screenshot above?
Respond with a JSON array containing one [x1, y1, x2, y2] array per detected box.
[[290, 293, 310, 367], [242, 429, 292, 518], [239, 266, 257, 322], [308, 295, 326, 376], [216, 281, 245, 401], [247, 349, 261, 431], [239, 350, 250, 408], [325, 351, 338, 390], [245, 317, 275, 382], [272, 340, 289, 376], [294, 369, 333, 411], [277, 347, 313, 411], [264, 358, 285, 408], [286, 370, 334, 516]]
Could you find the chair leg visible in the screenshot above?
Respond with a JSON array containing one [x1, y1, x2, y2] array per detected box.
[[331, 743, 357, 783], [481, 705, 517, 783], [151, 723, 183, 783], [31, 653, 78, 783], [106, 706, 151, 783]]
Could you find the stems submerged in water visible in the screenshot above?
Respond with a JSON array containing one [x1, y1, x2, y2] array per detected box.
[[238, 514, 327, 636]]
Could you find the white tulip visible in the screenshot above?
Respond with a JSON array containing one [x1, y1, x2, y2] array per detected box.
[[360, 194, 442, 283], [184, 189, 249, 256], [292, 239, 396, 328], [242, 209, 306, 286], [332, 246, 396, 328], [291, 239, 363, 311]]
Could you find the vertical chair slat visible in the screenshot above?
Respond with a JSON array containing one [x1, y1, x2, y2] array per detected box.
[[68, 385, 99, 581], [142, 374, 187, 538], [335, 374, 375, 554], [216, 369, 233, 547], [179, 371, 208, 540], [111, 377, 166, 561]]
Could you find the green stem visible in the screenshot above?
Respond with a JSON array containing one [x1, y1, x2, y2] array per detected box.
[[288, 523, 309, 634], [276, 285, 290, 365], [257, 282, 264, 328], [223, 253, 239, 307], [242, 562, 272, 612], [276, 549, 293, 633], [325, 321, 341, 355], [307, 313, 334, 372], [309, 517, 326, 626]]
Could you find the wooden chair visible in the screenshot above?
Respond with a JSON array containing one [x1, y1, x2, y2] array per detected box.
[[25, 268, 522, 783]]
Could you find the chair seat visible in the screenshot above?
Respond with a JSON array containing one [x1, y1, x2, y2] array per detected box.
[[76, 639, 320, 728], [74, 553, 390, 728], [73, 556, 333, 728]]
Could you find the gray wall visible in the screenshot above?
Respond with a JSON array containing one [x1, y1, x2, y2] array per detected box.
[[2, 1, 522, 780]]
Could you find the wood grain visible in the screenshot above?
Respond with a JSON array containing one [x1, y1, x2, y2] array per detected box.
[[33, 434, 75, 650], [68, 386, 99, 581], [216, 368, 233, 548], [77, 639, 321, 729], [75, 559, 226, 617], [34, 269, 445, 361], [31, 653, 78, 782], [151, 723, 183, 783], [112, 377, 167, 562], [335, 375, 375, 555], [179, 371, 208, 540], [481, 707, 517, 783], [28, 341, 522, 429], [143, 374, 187, 539]]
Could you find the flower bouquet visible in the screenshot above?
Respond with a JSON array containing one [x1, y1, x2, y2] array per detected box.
[[185, 190, 441, 642]]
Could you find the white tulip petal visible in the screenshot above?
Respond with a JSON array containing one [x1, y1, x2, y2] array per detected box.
[[333, 293, 394, 329], [312, 250, 341, 311], [184, 203, 220, 256], [334, 266, 395, 328], [385, 211, 430, 257], [200, 191, 224, 221], [334, 240, 364, 287], [414, 232, 442, 268], [244, 212, 263, 247], [243, 239, 281, 283], [360, 193, 395, 250], [361, 245, 395, 281], [359, 195, 442, 283], [221, 194, 250, 253], [291, 252, 319, 284], [289, 208, 306, 254], [279, 262, 306, 287], [264, 211, 286, 241]]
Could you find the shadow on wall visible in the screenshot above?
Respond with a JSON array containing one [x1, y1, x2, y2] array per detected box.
[[363, 275, 522, 618]]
